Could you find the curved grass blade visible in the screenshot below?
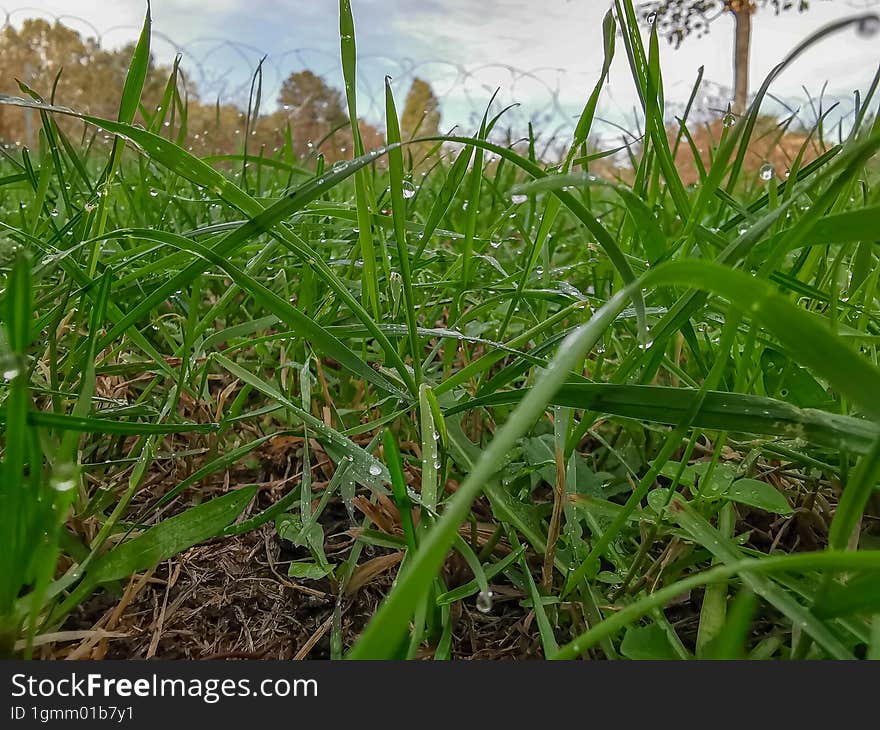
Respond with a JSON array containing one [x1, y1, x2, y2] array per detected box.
[[346, 288, 631, 658], [447, 384, 878, 455], [57, 486, 257, 616], [551, 551, 880, 659], [416, 133, 647, 336], [667, 495, 852, 659], [0, 410, 218, 435], [0, 96, 416, 396], [644, 261, 880, 420], [214, 353, 388, 489], [96, 228, 405, 398]]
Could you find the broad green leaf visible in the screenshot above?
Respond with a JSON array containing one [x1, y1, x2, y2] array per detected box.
[[288, 562, 332, 580], [82, 486, 256, 587], [725, 478, 793, 515], [620, 623, 679, 660]]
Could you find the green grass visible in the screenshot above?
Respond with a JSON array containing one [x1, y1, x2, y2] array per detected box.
[[1, 0, 880, 659]]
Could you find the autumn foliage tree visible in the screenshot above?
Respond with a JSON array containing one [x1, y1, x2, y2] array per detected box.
[[277, 70, 346, 152], [642, 1, 809, 114], [0, 18, 171, 144], [400, 77, 441, 165], [0, 18, 383, 165], [273, 69, 382, 160]]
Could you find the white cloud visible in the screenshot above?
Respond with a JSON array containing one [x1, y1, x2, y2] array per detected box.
[[391, 1, 878, 99]]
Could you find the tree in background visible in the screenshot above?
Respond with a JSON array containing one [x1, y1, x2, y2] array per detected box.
[[0, 18, 170, 144], [0, 18, 383, 164], [400, 77, 441, 164], [276, 69, 385, 160], [641, 1, 809, 114], [279, 70, 347, 140]]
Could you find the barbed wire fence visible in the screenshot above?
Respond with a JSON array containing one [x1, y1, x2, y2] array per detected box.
[[1, 3, 879, 152]]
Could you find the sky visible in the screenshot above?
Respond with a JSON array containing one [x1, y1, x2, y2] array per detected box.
[[2, 0, 879, 136]]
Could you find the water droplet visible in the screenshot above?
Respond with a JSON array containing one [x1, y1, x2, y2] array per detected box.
[[856, 16, 880, 38], [149, 188, 159, 198], [759, 162, 775, 182], [402, 181, 416, 199], [49, 208, 59, 217], [50, 464, 77, 492], [510, 193, 528, 205], [476, 590, 493, 613], [489, 240, 502, 249], [368, 463, 382, 476], [722, 112, 737, 129]]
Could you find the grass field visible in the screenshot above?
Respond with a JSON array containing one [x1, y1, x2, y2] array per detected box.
[[2, 0, 880, 660]]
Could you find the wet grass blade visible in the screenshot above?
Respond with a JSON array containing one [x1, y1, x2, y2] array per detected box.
[[347, 289, 630, 658], [340, 0, 381, 320], [448, 384, 878, 455], [385, 78, 421, 383], [58, 485, 257, 616], [667, 495, 853, 659], [552, 551, 880, 659]]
